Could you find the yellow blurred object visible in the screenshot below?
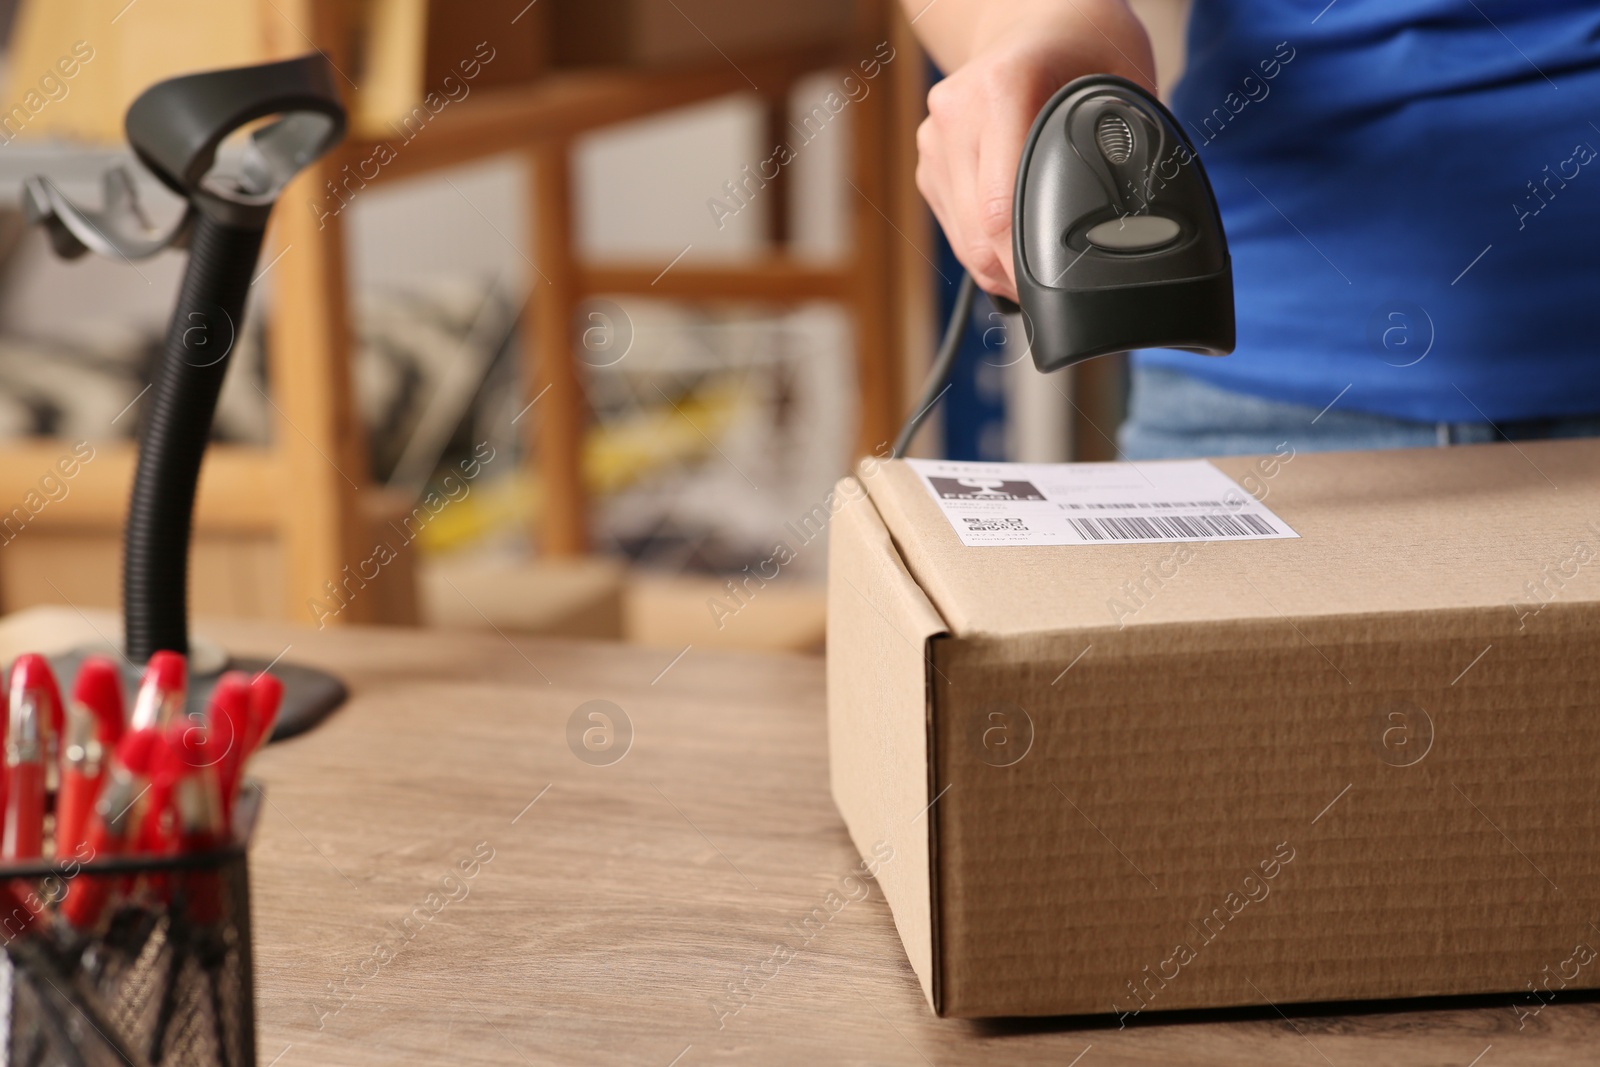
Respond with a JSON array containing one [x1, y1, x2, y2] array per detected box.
[[583, 380, 742, 495], [411, 471, 538, 553], [414, 381, 745, 553]]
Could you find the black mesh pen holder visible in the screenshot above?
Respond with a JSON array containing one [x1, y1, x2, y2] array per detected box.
[[0, 786, 262, 1067]]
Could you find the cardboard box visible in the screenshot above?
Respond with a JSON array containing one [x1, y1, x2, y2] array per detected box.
[[827, 440, 1600, 1019]]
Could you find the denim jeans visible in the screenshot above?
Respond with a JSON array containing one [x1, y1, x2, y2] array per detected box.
[[1118, 367, 1600, 460]]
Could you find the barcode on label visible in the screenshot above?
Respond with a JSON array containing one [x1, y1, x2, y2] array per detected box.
[[1069, 512, 1274, 541], [1062, 500, 1228, 510], [964, 517, 1028, 533]]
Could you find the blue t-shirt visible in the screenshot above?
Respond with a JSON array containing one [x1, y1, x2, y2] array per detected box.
[[1136, 0, 1600, 421]]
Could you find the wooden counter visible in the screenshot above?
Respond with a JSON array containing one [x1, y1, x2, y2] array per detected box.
[[0, 606, 1592, 1065]]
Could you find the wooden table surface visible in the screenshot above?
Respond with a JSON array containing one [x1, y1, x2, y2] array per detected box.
[[3, 606, 1595, 1066]]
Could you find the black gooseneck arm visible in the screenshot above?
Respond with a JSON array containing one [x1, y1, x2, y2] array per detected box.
[[122, 213, 265, 661]]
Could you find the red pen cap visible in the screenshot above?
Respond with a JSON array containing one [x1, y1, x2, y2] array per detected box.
[[114, 727, 165, 778], [144, 652, 184, 692], [131, 651, 186, 729], [9, 654, 62, 752], [209, 674, 252, 823], [120, 728, 174, 858], [71, 657, 126, 749], [207, 674, 251, 756], [245, 672, 283, 754]]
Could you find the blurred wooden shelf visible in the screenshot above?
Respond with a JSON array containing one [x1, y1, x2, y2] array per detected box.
[[0, 451, 419, 625], [0, 0, 931, 633], [0, 440, 281, 533], [360, 43, 843, 184], [579, 258, 851, 302]]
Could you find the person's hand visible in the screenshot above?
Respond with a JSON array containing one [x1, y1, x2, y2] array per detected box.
[[915, 1, 1157, 300]]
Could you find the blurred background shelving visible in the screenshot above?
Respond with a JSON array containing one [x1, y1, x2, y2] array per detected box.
[[0, 0, 1187, 653]]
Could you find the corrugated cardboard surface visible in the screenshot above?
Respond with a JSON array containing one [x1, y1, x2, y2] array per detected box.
[[828, 440, 1600, 1018], [826, 485, 947, 1007]]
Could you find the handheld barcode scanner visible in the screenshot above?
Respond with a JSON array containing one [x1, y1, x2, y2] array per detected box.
[[893, 74, 1234, 456], [24, 55, 350, 737]]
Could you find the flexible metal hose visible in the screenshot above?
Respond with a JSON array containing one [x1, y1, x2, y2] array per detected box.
[[123, 212, 264, 663]]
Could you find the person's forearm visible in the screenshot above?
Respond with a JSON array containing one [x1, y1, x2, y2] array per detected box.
[[900, 0, 1134, 73]]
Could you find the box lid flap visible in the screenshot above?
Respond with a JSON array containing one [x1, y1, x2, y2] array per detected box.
[[866, 441, 1600, 638]]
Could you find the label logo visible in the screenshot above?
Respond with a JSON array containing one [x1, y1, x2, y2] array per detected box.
[[929, 477, 1044, 502]]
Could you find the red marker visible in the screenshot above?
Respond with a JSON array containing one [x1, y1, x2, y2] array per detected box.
[[58, 658, 126, 861], [165, 724, 225, 847], [164, 722, 227, 922], [135, 754, 180, 860], [245, 671, 283, 755], [205, 670, 284, 829], [128, 654, 187, 861], [8, 655, 63, 794], [61, 729, 162, 932], [129, 651, 185, 731], [3, 669, 50, 859], [206, 673, 252, 828]]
